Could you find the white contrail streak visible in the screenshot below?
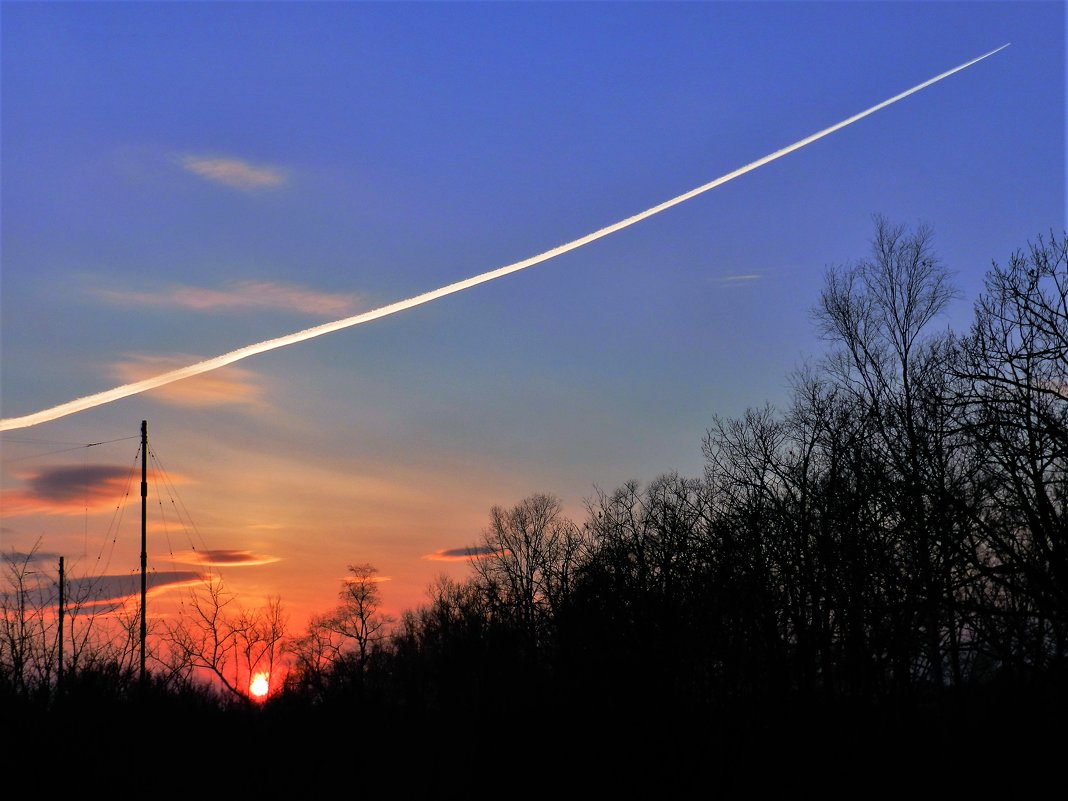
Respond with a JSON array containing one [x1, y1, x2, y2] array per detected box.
[[0, 44, 1009, 432]]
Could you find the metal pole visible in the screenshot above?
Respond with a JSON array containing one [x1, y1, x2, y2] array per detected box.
[[57, 556, 64, 696], [140, 420, 147, 688]]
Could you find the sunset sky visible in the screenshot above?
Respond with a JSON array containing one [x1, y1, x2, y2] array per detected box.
[[1, 2, 1064, 633]]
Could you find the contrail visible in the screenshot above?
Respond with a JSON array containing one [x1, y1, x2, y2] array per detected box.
[[0, 44, 1009, 432]]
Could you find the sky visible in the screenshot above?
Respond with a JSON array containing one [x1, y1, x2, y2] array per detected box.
[[1, 1, 1065, 635]]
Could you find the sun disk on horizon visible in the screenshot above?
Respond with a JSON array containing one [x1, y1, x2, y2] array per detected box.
[[250, 672, 269, 699]]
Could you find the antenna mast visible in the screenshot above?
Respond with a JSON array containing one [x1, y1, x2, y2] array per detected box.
[[58, 556, 65, 696], [140, 419, 147, 688]]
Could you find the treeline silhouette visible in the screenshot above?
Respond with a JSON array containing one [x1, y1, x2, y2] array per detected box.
[[4, 220, 1067, 788]]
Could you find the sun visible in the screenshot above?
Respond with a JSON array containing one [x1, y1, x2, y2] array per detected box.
[[250, 672, 270, 699]]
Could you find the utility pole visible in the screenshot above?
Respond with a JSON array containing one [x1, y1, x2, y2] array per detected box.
[[57, 556, 64, 696], [140, 419, 148, 689]]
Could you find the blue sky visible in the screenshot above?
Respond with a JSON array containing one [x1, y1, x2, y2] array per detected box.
[[1, 1, 1064, 623]]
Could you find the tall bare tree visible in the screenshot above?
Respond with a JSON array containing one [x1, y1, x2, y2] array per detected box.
[[471, 494, 584, 652], [324, 563, 392, 678], [0, 544, 56, 696], [954, 232, 1068, 666], [814, 216, 963, 687]]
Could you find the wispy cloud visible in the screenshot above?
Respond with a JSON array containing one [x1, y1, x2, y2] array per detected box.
[[72, 571, 205, 608], [1, 464, 189, 517], [3, 464, 134, 516], [342, 574, 392, 584], [713, 273, 762, 285], [423, 545, 500, 562], [95, 280, 360, 317], [1, 571, 205, 612], [1, 549, 62, 565], [110, 354, 265, 409], [181, 155, 286, 190], [170, 549, 280, 567]]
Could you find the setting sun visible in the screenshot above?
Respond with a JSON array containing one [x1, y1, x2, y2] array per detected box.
[[250, 672, 269, 699]]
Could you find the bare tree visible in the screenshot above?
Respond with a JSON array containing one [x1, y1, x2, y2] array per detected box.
[[953, 232, 1068, 665], [239, 595, 288, 697], [0, 544, 56, 696], [162, 577, 288, 701], [0, 546, 173, 699], [286, 611, 345, 699], [323, 563, 392, 678], [814, 215, 963, 687], [471, 494, 584, 651]]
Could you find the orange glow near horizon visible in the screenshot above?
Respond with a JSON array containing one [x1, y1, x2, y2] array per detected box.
[[250, 672, 270, 699]]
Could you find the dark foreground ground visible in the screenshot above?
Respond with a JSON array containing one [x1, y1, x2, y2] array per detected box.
[[5, 671, 1065, 796]]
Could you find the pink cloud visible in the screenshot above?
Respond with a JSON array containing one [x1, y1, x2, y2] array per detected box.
[[181, 155, 286, 190], [110, 354, 265, 408], [95, 280, 360, 317], [341, 574, 392, 584], [170, 549, 280, 567]]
